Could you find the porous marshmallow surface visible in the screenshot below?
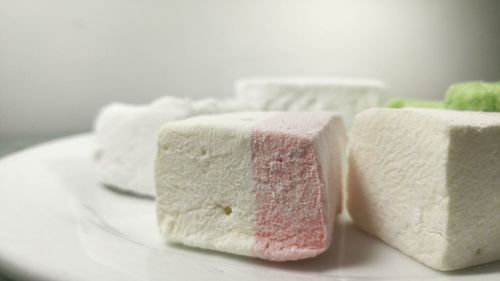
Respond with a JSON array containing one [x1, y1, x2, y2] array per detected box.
[[156, 112, 346, 260], [235, 78, 385, 128], [94, 96, 245, 196], [348, 108, 500, 271]]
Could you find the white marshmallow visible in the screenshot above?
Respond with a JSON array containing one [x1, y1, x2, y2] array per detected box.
[[348, 108, 500, 270], [94, 96, 245, 196], [235, 78, 385, 128]]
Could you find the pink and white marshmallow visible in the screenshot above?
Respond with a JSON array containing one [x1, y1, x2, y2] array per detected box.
[[155, 112, 346, 261]]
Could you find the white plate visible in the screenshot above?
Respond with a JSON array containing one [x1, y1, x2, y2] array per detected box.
[[1, 134, 499, 281]]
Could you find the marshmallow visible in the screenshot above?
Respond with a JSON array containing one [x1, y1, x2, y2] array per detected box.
[[235, 78, 385, 128], [348, 108, 500, 270], [155, 112, 346, 261], [445, 81, 500, 112], [94, 96, 245, 196]]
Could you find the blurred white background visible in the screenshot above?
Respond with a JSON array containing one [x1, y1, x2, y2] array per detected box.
[[1, 0, 500, 138]]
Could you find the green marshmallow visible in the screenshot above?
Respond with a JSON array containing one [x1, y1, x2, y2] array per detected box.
[[445, 81, 500, 112], [387, 98, 445, 109]]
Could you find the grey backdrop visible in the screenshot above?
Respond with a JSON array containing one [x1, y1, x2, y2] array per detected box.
[[1, 0, 500, 138]]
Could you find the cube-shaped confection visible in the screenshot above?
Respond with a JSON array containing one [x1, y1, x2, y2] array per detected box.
[[348, 108, 500, 270], [155, 112, 346, 261], [235, 78, 385, 128]]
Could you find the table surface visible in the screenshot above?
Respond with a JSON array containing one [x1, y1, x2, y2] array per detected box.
[[0, 273, 12, 280], [0, 137, 60, 158], [0, 136, 64, 281]]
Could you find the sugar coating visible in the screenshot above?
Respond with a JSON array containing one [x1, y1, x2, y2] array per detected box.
[[252, 112, 345, 260], [235, 78, 385, 128], [94, 96, 245, 196], [156, 112, 346, 261], [445, 81, 500, 112], [348, 108, 500, 271]]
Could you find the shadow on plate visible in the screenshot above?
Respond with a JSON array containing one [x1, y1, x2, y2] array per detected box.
[[443, 260, 500, 276], [104, 184, 155, 201], [166, 218, 378, 273]]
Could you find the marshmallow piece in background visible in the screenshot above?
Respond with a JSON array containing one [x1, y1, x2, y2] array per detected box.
[[156, 112, 346, 261], [348, 108, 500, 270], [235, 78, 385, 128], [94, 96, 246, 196], [386, 98, 445, 109], [445, 81, 500, 112]]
